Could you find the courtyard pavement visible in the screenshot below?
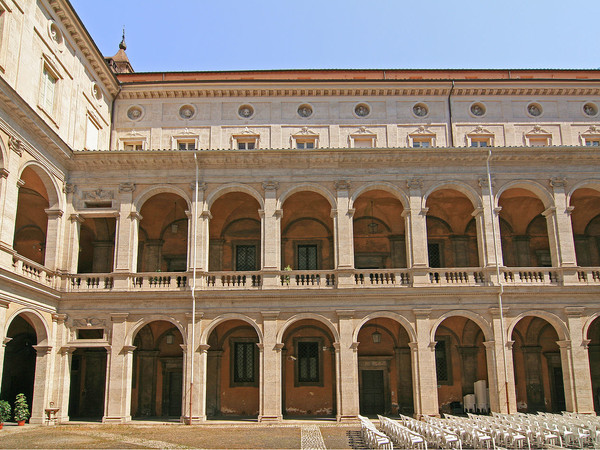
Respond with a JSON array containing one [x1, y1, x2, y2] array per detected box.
[[0, 421, 365, 449]]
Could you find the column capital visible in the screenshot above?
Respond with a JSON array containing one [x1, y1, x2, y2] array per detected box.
[[59, 346, 76, 355], [256, 343, 264, 352], [557, 339, 572, 349], [129, 211, 142, 221], [122, 345, 136, 354], [488, 306, 510, 318], [330, 208, 338, 219], [413, 308, 431, 319], [564, 306, 585, 317], [118, 182, 136, 193], [581, 339, 591, 350], [262, 181, 279, 191], [200, 210, 212, 220], [190, 181, 207, 192], [52, 313, 67, 324], [420, 207, 429, 216], [0, 299, 9, 308], [471, 207, 484, 217], [542, 206, 557, 217], [336, 309, 355, 319], [261, 310, 280, 320], [45, 208, 64, 218], [63, 183, 75, 194], [407, 178, 424, 190], [334, 180, 351, 191], [350, 342, 360, 352], [506, 340, 515, 350], [332, 342, 341, 352], [274, 343, 284, 352], [0, 168, 8, 179], [69, 213, 85, 224], [9, 136, 23, 156], [2, 337, 12, 346], [198, 343, 210, 353], [549, 177, 568, 189], [347, 208, 355, 218], [33, 345, 52, 355], [478, 177, 496, 189], [185, 311, 204, 322], [482, 340, 496, 349], [16, 178, 25, 188], [110, 313, 129, 323]]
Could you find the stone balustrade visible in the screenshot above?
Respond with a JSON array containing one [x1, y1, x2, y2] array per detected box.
[[7, 257, 600, 292]]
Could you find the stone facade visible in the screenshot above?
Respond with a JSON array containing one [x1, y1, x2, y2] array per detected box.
[[1, 0, 600, 425]]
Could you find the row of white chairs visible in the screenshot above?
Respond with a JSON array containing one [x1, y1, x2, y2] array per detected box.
[[358, 415, 393, 449], [378, 415, 428, 449], [427, 414, 496, 449], [480, 412, 563, 448], [397, 414, 462, 449], [534, 412, 597, 448]]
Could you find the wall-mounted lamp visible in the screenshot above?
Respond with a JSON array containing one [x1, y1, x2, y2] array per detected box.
[[368, 200, 378, 234], [371, 328, 382, 344], [166, 333, 174, 345]]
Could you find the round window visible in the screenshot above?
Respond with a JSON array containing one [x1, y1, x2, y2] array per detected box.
[[470, 103, 486, 117], [238, 104, 254, 118], [527, 103, 542, 117], [127, 106, 143, 121], [298, 104, 313, 118], [413, 103, 429, 117], [354, 103, 370, 117], [179, 105, 195, 119]]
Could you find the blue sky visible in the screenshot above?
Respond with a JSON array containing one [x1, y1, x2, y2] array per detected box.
[[70, 0, 600, 73]]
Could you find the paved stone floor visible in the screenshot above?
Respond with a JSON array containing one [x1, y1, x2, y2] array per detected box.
[[0, 422, 365, 449]]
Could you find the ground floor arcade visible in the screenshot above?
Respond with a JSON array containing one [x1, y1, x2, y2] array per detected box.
[[0, 297, 599, 423]]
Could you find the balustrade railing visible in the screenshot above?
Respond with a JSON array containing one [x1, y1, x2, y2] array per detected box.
[[207, 271, 262, 288], [354, 270, 410, 286], [12, 254, 55, 288], [279, 270, 336, 287], [6, 251, 600, 292]]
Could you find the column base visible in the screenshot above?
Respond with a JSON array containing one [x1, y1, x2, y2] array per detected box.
[[29, 416, 45, 425], [182, 415, 206, 424], [103, 415, 131, 423], [337, 414, 359, 422], [258, 415, 282, 422]]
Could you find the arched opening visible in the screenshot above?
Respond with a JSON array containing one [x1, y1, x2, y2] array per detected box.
[[77, 218, 116, 273], [282, 319, 336, 417], [353, 190, 406, 269], [281, 192, 334, 270], [131, 321, 184, 419], [570, 188, 600, 266], [499, 188, 551, 267], [205, 320, 260, 419], [138, 194, 188, 272], [357, 318, 413, 416], [587, 316, 600, 413], [434, 316, 488, 415], [511, 316, 566, 413], [426, 189, 479, 268], [13, 167, 49, 265], [1, 315, 37, 414], [68, 348, 107, 420], [209, 192, 261, 272]]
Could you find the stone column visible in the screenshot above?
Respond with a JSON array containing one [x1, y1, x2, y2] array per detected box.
[[548, 178, 579, 283], [0, 300, 8, 384], [336, 310, 359, 420], [196, 343, 210, 421], [476, 177, 504, 271], [560, 307, 595, 413], [56, 347, 75, 423], [0, 138, 23, 268], [189, 182, 208, 277], [30, 345, 53, 424], [43, 208, 64, 271], [333, 181, 355, 287], [412, 309, 439, 417], [261, 182, 281, 288], [104, 313, 132, 423], [65, 214, 84, 275], [113, 183, 138, 276], [182, 312, 203, 423], [259, 311, 282, 421], [404, 179, 429, 285], [487, 307, 517, 413]]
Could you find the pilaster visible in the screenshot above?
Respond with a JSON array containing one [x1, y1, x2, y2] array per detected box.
[[261, 182, 281, 288], [259, 310, 282, 421], [113, 183, 137, 277], [103, 313, 131, 423], [487, 307, 516, 413], [405, 179, 429, 285], [29, 345, 53, 424], [412, 308, 438, 416], [335, 309, 359, 421]]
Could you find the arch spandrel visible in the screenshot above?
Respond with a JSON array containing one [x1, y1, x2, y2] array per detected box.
[[349, 183, 409, 210], [127, 315, 187, 347], [352, 311, 416, 343], [276, 313, 339, 344], [429, 310, 493, 343], [200, 313, 263, 345], [507, 310, 570, 342]]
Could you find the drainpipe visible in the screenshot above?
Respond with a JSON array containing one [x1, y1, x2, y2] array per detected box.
[[486, 148, 510, 414], [447, 81, 455, 147], [189, 153, 199, 424]]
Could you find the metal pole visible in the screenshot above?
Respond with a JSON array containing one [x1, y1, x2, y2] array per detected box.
[[486, 148, 511, 414]]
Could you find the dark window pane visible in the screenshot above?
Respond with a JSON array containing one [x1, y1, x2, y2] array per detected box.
[[234, 342, 255, 383], [298, 341, 319, 382], [428, 243, 441, 268], [236, 245, 256, 271], [435, 340, 448, 382], [298, 245, 318, 270]]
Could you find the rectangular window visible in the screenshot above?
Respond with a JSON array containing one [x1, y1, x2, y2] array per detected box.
[[353, 138, 373, 148], [412, 138, 432, 148], [298, 341, 319, 383], [178, 140, 196, 151], [124, 142, 143, 151], [297, 244, 318, 270], [296, 141, 315, 149], [470, 138, 490, 148], [233, 341, 255, 383], [40, 66, 57, 113], [237, 140, 256, 150], [529, 137, 549, 147], [85, 116, 99, 150], [235, 245, 256, 271], [435, 339, 450, 383], [585, 139, 600, 147], [428, 243, 442, 268]]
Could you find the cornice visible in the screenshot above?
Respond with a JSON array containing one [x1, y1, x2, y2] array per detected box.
[[47, 0, 119, 97], [68, 146, 600, 172], [117, 80, 600, 100]]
